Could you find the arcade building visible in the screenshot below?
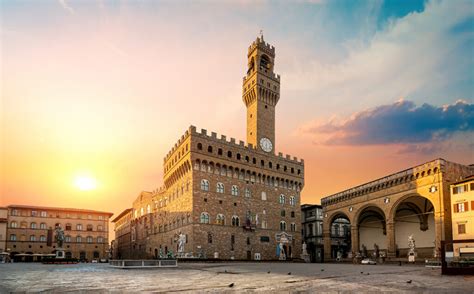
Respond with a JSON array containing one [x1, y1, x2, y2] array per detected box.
[[113, 36, 304, 260], [321, 159, 473, 261]]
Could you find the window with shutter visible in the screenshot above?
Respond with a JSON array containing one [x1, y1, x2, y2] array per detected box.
[[454, 204, 458, 213]]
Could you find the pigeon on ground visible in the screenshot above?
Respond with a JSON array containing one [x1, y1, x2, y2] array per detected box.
[[360, 272, 364, 274], [321, 269, 324, 271], [287, 272, 291, 275], [228, 283, 234, 288], [406, 280, 412, 284], [224, 270, 227, 273], [267, 271, 271, 274], [367, 273, 370, 275]]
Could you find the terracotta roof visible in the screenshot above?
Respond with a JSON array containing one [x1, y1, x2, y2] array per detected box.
[[451, 174, 474, 185], [7, 204, 113, 216]]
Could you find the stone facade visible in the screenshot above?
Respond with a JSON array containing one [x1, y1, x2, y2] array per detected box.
[[117, 36, 305, 261], [301, 204, 324, 262], [321, 159, 473, 261], [111, 208, 132, 259], [450, 175, 474, 258], [0, 207, 7, 254], [5, 205, 113, 261]]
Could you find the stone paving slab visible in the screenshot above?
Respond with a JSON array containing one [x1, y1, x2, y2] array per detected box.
[[0, 262, 473, 293]]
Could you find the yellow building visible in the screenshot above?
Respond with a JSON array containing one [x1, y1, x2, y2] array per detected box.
[[451, 175, 474, 258]]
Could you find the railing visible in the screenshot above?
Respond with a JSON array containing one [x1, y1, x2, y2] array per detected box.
[[109, 259, 178, 268]]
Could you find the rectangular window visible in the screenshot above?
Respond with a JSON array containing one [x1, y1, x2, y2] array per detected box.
[[454, 203, 467, 213], [40, 211, 47, 217], [458, 224, 466, 234], [260, 236, 270, 242], [471, 182, 474, 191], [31, 210, 37, 217]]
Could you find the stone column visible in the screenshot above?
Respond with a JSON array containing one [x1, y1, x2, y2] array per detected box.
[[351, 225, 359, 254], [386, 220, 396, 258], [323, 230, 332, 260]]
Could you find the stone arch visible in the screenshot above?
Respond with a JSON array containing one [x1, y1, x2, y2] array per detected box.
[[389, 193, 436, 258], [355, 205, 387, 253]]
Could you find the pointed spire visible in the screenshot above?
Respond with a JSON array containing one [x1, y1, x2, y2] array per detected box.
[[259, 29, 264, 41]]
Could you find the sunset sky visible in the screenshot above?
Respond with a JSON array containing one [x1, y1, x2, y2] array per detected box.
[[1, 0, 473, 220]]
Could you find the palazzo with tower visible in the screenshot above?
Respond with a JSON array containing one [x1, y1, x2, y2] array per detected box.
[[113, 36, 304, 260]]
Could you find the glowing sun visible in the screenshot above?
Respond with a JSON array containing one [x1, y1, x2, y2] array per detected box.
[[74, 176, 97, 191]]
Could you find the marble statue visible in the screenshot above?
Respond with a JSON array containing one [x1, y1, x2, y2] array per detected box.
[[55, 225, 65, 248], [408, 235, 416, 255], [178, 232, 186, 254], [279, 242, 286, 260]]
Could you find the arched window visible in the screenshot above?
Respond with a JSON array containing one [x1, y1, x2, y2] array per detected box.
[[87, 236, 93, 243], [10, 234, 16, 241], [281, 210, 286, 217], [201, 179, 209, 191], [197, 143, 203, 150], [232, 216, 240, 227], [279, 194, 285, 204], [76, 236, 82, 243], [260, 54, 271, 69], [147, 204, 151, 214], [208, 146, 213, 153], [40, 235, 47, 242], [261, 191, 267, 201], [231, 185, 239, 196], [290, 223, 296, 232], [216, 214, 225, 225], [97, 225, 103, 231], [65, 235, 71, 242], [30, 222, 37, 229], [76, 224, 83, 231], [289, 196, 296, 206], [200, 212, 210, 224], [227, 151, 232, 158], [87, 224, 93, 231], [40, 223, 47, 229], [237, 153, 241, 160], [30, 235, 36, 242], [280, 221, 286, 231], [218, 148, 223, 155], [10, 221, 17, 228], [245, 188, 251, 198], [261, 220, 268, 229], [216, 182, 224, 193], [97, 237, 104, 243]]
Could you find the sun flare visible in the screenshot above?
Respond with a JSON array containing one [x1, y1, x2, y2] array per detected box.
[[74, 176, 97, 191]]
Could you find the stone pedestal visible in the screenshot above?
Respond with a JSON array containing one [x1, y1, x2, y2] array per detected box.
[[301, 253, 310, 263], [56, 248, 65, 259]]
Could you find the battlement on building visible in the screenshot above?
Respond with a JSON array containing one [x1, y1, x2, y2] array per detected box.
[[320, 158, 472, 207], [243, 71, 280, 83], [248, 36, 275, 57], [163, 125, 304, 167], [189, 125, 304, 165]]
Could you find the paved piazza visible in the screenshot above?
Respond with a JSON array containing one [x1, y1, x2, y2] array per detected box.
[[1, 262, 473, 293]]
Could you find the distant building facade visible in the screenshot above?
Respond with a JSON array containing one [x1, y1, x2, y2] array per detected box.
[[0, 207, 7, 254], [451, 175, 474, 258], [321, 159, 473, 261], [115, 36, 305, 260], [111, 208, 132, 259], [301, 204, 324, 262], [5, 205, 113, 261]]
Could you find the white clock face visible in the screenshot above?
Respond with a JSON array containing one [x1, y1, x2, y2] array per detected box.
[[260, 137, 273, 152]]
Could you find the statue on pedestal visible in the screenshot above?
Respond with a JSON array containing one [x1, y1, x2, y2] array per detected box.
[[55, 225, 65, 259], [177, 232, 186, 257], [408, 234, 416, 262], [301, 242, 310, 263]]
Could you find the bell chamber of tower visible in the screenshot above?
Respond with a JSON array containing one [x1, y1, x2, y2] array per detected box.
[[242, 36, 281, 154]]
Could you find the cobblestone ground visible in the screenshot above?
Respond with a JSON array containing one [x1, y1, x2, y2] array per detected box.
[[1, 262, 473, 293]]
